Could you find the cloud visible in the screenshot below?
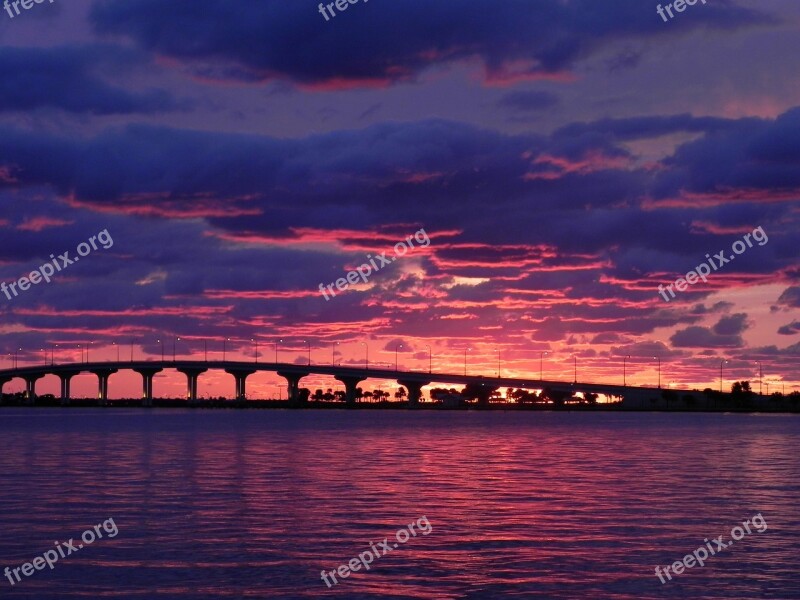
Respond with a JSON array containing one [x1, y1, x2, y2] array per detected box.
[[776, 286, 800, 308], [89, 0, 772, 88], [0, 45, 185, 115], [496, 90, 559, 112], [777, 320, 800, 335], [670, 314, 750, 348]]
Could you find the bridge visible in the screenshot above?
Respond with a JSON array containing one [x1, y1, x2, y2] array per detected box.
[[0, 360, 656, 406]]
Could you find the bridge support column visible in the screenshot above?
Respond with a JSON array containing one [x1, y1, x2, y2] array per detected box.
[[226, 369, 255, 405], [178, 368, 207, 405], [134, 368, 162, 407], [24, 374, 44, 405], [58, 373, 76, 406], [278, 371, 309, 406], [0, 377, 10, 405], [334, 376, 365, 406], [91, 369, 118, 406], [398, 380, 430, 406]]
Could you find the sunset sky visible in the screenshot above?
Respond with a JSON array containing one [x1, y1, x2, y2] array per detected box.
[[0, 0, 798, 399]]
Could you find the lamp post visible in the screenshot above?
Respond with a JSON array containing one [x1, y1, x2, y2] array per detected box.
[[87, 341, 93, 363], [223, 337, 230, 361], [497, 349, 501, 378], [719, 359, 728, 393], [204, 340, 208, 363], [464, 347, 471, 376], [275, 339, 283, 364], [755, 361, 762, 396], [540, 351, 547, 381], [395, 343, 403, 372], [765, 381, 770, 395], [157, 339, 164, 363], [623, 354, 631, 387], [251, 338, 258, 363], [112, 341, 119, 362], [130, 339, 134, 363], [425, 344, 431, 373], [572, 355, 577, 384], [304, 340, 311, 366], [51, 343, 58, 366], [331, 341, 339, 366], [361, 342, 369, 369], [654, 356, 661, 388], [173, 336, 180, 362], [41, 348, 46, 366]]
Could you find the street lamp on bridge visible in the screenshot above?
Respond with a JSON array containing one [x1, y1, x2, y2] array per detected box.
[[540, 351, 548, 381], [424, 344, 431, 373], [361, 342, 369, 370], [654, 356, 661, 388], [331, 341, 339, 366], [157, 339, 164, 363], [223, 337, 230, 361], [251, 338, 259, 363], [623, 354, 631, 387], [173, 336, 180, 362], [719, 359, 728, 393], [754, 361, 763, 396], [395, 343, 403, 372], [464, 347, 471, 377], [303, 340, 311, 366]]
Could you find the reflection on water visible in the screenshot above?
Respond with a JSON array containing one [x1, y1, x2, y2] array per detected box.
[[0, 409, 798, 599]]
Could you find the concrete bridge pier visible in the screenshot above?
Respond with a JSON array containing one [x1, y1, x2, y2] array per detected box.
[[0, 377, 11, 405], [178, 368, 207, 406], [398, 380, 430, 406], [134, 367, 163, 407], [278, 371, 309, 405], [58, 373, 76, 406], [91, 369, 118, 406], [24, 374, 44, 405], [226, 369, 255, 405], [334, 375, 366, 406]]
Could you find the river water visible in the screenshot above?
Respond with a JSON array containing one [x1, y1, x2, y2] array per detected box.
[[0, 409, 798, 599]]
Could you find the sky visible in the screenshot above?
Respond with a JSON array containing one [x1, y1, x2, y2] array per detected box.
[[0, 0, 798, 400]]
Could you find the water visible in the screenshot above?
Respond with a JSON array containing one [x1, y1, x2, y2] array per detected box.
[[0, 409, 798, 599]]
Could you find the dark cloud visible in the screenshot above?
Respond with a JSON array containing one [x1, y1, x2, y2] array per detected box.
[[712, 313, 749, 336], [0, 45, 184, 115], [89, 0, 771, 87], [670, 314, 750, 348], [778, 321, 800, 335], [776, 286, 800, 308], [496, 91, 559, 112]]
